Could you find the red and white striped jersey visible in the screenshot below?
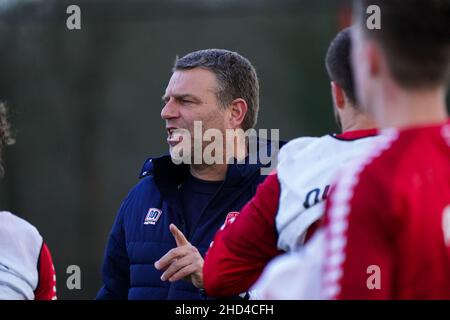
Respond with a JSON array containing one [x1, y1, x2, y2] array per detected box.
[[323, 122, 450, 299], [253, 121, 450, 299]]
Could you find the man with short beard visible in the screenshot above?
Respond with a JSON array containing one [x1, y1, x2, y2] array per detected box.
[[97, 49, 278, 300]]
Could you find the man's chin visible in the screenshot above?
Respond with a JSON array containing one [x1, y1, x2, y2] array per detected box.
[[169, 146, 193, 165]]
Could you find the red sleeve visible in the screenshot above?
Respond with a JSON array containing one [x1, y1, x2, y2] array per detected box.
[[203, 173, 283, 297], [323, 168, 394, 300], [34, 242, 57, 300]]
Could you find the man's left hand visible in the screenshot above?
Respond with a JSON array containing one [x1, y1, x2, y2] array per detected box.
[[154, 223, 204, 289]]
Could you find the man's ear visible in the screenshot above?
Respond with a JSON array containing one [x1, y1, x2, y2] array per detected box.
[[331, 81, 346, 110], [227, 98, 248, 129]]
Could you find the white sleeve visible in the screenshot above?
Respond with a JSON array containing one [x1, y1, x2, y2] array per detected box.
[[250, 230, 326, 300]]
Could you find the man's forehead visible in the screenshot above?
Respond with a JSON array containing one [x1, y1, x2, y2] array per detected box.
[[165, 68, 218, 96]]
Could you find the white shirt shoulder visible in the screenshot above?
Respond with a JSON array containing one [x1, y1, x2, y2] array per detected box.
[[276, 133, 380, 251], [0, 211, 43, 300]]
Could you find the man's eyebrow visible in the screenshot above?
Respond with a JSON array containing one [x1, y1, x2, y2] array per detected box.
[[162, 94, 201, 102]]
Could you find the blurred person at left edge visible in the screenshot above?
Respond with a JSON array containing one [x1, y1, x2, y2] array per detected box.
[[0, 102, 57, 300]]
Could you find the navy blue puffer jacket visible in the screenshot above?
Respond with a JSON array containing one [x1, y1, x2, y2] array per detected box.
[[96, 143, 280, 300]]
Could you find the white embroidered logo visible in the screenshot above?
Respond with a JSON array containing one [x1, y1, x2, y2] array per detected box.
[[144, 208, 162, 225]]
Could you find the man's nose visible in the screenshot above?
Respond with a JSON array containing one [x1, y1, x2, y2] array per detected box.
[[161, 99, 179, 120]]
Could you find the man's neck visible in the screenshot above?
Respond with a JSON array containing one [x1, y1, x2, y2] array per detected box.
[[188, 132, 249, 181], [375, 86, 448, 130], [189, 163, 228, 182], [341, 111, 377, 133]]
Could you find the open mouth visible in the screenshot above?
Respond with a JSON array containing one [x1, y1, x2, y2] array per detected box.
[[167, 127, 184, 146]]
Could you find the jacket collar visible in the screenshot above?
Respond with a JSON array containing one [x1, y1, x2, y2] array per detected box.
[[138, 137, 284, 188]]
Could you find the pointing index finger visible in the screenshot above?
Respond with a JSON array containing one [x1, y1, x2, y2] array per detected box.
[[170, 223, 189, 247]]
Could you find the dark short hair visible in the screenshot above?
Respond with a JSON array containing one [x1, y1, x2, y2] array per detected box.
[[173, 49, 259, 130], [0, 102, 15, 177], [354, 0, 450, 89], [325, 27, 356, 105]]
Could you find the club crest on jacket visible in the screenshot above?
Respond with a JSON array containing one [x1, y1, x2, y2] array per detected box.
[[144, 208, 162, 225]]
